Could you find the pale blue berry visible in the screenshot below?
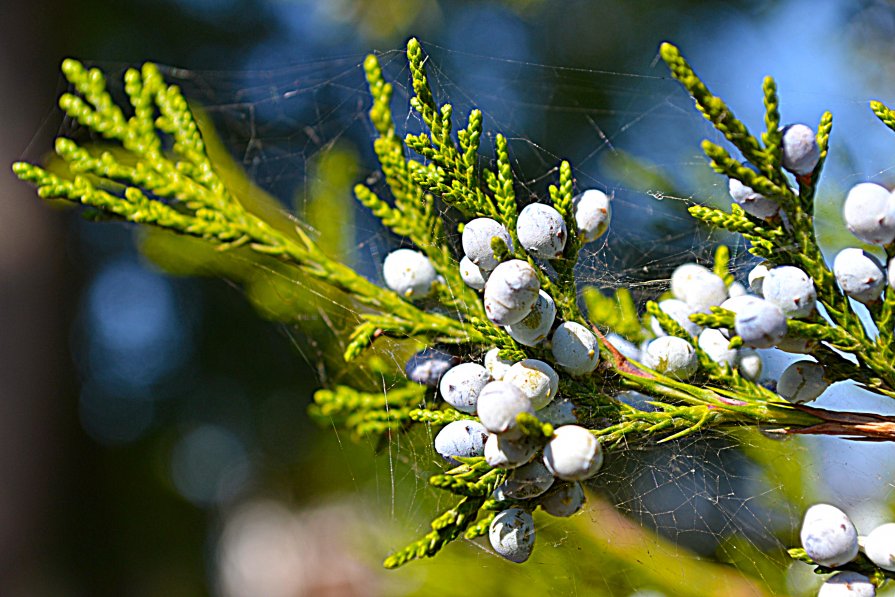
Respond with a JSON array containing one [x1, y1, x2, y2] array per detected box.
[[477, 381, 533, 435], [642, 336, 698, 379], [719, 294, 764, 338], [733, 297, 788, 349], [439, 362, 491, 414], [778, 360, 828, 404], [382, 249, 437, 298], [728, 281, 748, 297], [434, 420, 489, 464], [748, 263, 770, 295], [543, 425, 603, 481], [843, 182, 895, 246], [781, 124, 820, 175], [698, 328, 738, 369], [483, 347, 514, 381], [516, 203, 567, 259], [459, 255, 486, 290], [505, 290, 556, 346], [551, 322, 599, 376], [800, 503, 859, 568], [670, 263, 728, 313], [497, 460, 555, 500], [572, 189, 611, 243], [484, 432, 538, 468], [462, 217, 512, 272], [405, 348, 458, 386], [538, 482, 585, 518], [818, 572, 875, 597], [503, 359, 559, 411], [728, 178, 779, 219], [650, 298, 702, 337], [489, 508, 535, 563], [762, 266, 816, 318], [736, 348, 763, 381], [863, 522, 895, 571], [834, 248, 886, 305], [483, 259, 540, 325]]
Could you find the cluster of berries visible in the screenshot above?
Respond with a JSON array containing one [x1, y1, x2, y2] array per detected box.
[[419, 349, 602, 563], [602, 122, 827, 383], [397, 190, 612, 562], [837, 181, 895, 305], [799, 503, 895, 596], [624, 261, 763, 381], [721, 122, 895, 406], [730, 126, 895, 313]]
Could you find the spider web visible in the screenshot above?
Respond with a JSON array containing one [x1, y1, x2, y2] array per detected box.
[[57, 39, 895, 597]]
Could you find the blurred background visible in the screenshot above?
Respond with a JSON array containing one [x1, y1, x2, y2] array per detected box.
[[5, 0, 895, 595]]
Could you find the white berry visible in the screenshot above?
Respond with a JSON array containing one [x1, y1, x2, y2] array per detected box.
[[737, 348, 762, 381], [433, 420, 489, 464], [889, 256, 895, 291], [506, 290, 556, 346], [405, 348, 458, 386], [863, 522, 895, 571], [719, 294, 764, 338], [778, 360, 828, 404], [503, 359, 559, 411], [800, 503, 859, 568], [762, 266, 817, 318], [538, 482, 585, 518], [382, 249, 437, 299], [650, 298, 702, 337], [483, 259, 541, 325], [459, 255, 486, 290], [497, 460, 555, 500], [817, 572, 876, 597], [484, 432, 538, 468], [843, 182, 895, 246], [483, 347, 514, 381], [833, 248, 886, 305], [572, 189, 611, 243], [462, 217, 512, 272], [698, 328, 738, 369], [748, 263, 771, 295], [670, 263, 728, 313], [642, 336, 698, 379], [476, 381, 533, 435], [551, 322, 599, 376], [734, 297, 788, 349], [728, 281, 748, 297], [781, 124, 820, 175], [489, 508, 535, 563], [543, 424, 603, 481], [728, 178, 779, 219], [516, 202, 567, 259], [439, 363, 491, 414]]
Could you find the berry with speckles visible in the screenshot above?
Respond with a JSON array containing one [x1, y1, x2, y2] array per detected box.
[[516, 202, 567, 259]]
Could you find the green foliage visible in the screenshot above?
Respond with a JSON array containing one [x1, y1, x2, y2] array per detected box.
[[663, 41, 895, 401], [310, 383, 428, 439], [16, 38, 895, 582], [583, 287, 644, 342]]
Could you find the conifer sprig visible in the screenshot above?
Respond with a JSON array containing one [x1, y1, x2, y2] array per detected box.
[[661, 43, 895, 398], [18, 40, 895, 576]]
